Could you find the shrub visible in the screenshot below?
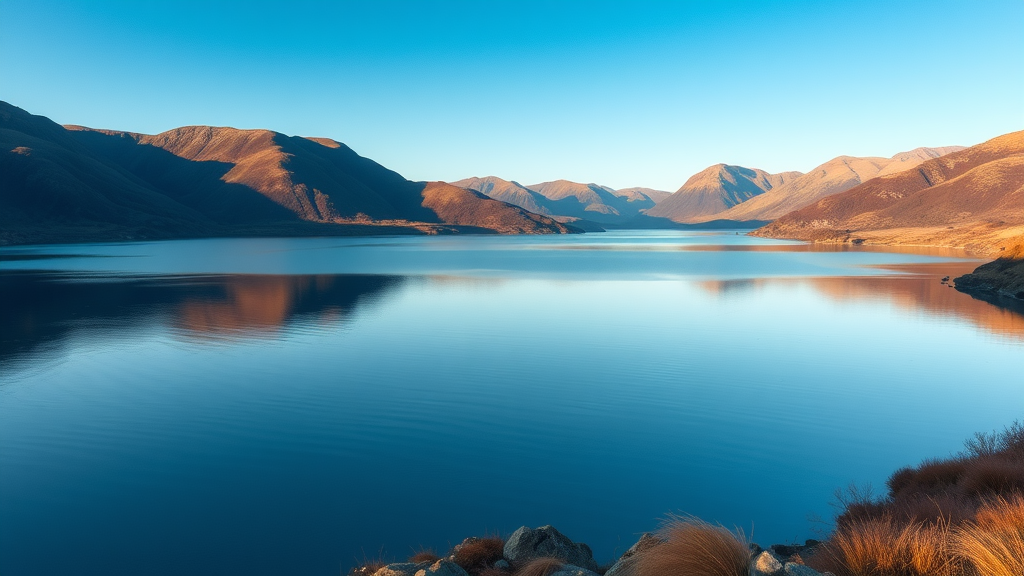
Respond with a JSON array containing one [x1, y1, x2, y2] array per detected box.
[[453, 536, 505, 575], [818, 422, 1024, 576], [634, 515, 749, 576], [409, 549, 440, 563]]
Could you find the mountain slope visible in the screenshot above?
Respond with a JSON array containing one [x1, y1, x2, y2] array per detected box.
[[753, 131, 1024, 256], [526, 179, 659, 223], [614, 187, 672, 204], [715, 147, 965, 222], [454, 177, 667, 225], [0, 101, 575, 244], [451, 176, 552, 215], [0, 104, 215, 244], [645, 164, 802, 223]]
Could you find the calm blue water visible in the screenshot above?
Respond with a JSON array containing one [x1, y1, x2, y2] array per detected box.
[[1, 231, 1022, 576]]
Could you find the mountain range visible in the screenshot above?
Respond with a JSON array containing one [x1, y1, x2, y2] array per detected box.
[[3, 100, 1020, 259], [644, 164, 802, 223], [452, 176, 669, 226], [0, 101, 576, 245], [753, 131, 1024, 256]]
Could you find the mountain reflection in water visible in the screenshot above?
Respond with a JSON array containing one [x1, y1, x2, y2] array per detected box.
[[0, 272, 402, 365], [697, 261, 1024, 341]]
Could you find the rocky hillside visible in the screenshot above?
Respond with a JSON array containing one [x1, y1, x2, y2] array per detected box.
[[752, 131, 1023, 256], [0, 101, 576, 245], [713, 147, 964, 223], [645, 164, 801, 223]]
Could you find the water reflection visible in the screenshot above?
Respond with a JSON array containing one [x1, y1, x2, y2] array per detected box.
[[0, 272, 402, 365], [697, 261, 1024, 341]]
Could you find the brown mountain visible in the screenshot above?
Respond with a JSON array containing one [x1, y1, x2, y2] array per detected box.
[[713, 147, 964, 223], [645, 164, 802, 223], [752, 131, 1024, 256], [0, 101, 575, 245], [613, 187, 672, 204], [526, 179, 661, 223], [451, 176, 553, 215], [453, 177, 668, 225]]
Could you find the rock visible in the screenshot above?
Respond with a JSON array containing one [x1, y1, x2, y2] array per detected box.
[[375, 564, 429, 576], [750, 551, 783, 576], [771, 544, 804, 557], [503, 526, 599, 571], [783, 563, 822, 576], [494, 559, 510, 570], [550, 565, 601, 576], [604, 533, 663, 576], [413, 560, 469, 576]]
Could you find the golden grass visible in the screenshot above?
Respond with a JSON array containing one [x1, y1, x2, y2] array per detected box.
[[634, 515, 749, 576], [955, 495, 1024, 576], [810, 516, 958, 576], [811, 497, 1024, 576]]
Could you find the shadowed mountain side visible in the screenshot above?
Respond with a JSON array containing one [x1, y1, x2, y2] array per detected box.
[[715, 147, 965, 222], [63, 127, 309, 224], [1, 104, 214, 244], [753, 131, 1024, 256], [646, 164, 801, 223], [67, 125, 438, 223], [1, 101, 579, 243], [0, 272, 403, 365], [696, 261, 1024, 340], [420, 182, 578, 234]]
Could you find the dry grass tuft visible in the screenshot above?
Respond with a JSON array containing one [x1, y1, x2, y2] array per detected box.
[[955, 495, 1024, 576], [513, 557, 563, 576], [453, 536, 505, 575], [810, 516, 958, 576], [409, 549, 440, 563], [634, 515, 749, 576]]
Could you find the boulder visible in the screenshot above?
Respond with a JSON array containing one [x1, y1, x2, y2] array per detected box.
[[550, 565, 601, 576], [504, 526, 599, 571], [413, 560, 469, 576], [494, 559, 510, 570], [750, 551, 783, 576], [374, 564, 429, 576], [604, 533, 663, 576], [783, 563, 822, 576]]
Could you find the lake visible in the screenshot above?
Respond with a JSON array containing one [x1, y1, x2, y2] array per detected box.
[[1, 230, 1022, 576]]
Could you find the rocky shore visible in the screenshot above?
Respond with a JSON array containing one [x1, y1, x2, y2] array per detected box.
[[954, 243, 1024, 307], [350, 525, 832, 576]]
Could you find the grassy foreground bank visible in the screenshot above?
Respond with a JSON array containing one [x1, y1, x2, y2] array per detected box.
[[350, 423, 1024, 576]]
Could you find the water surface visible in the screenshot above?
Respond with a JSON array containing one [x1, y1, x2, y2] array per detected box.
[[1, 231, 1021, 576]]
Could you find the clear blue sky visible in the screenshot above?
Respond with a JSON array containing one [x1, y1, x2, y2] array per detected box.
[[2, 0, 1021, 190]]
